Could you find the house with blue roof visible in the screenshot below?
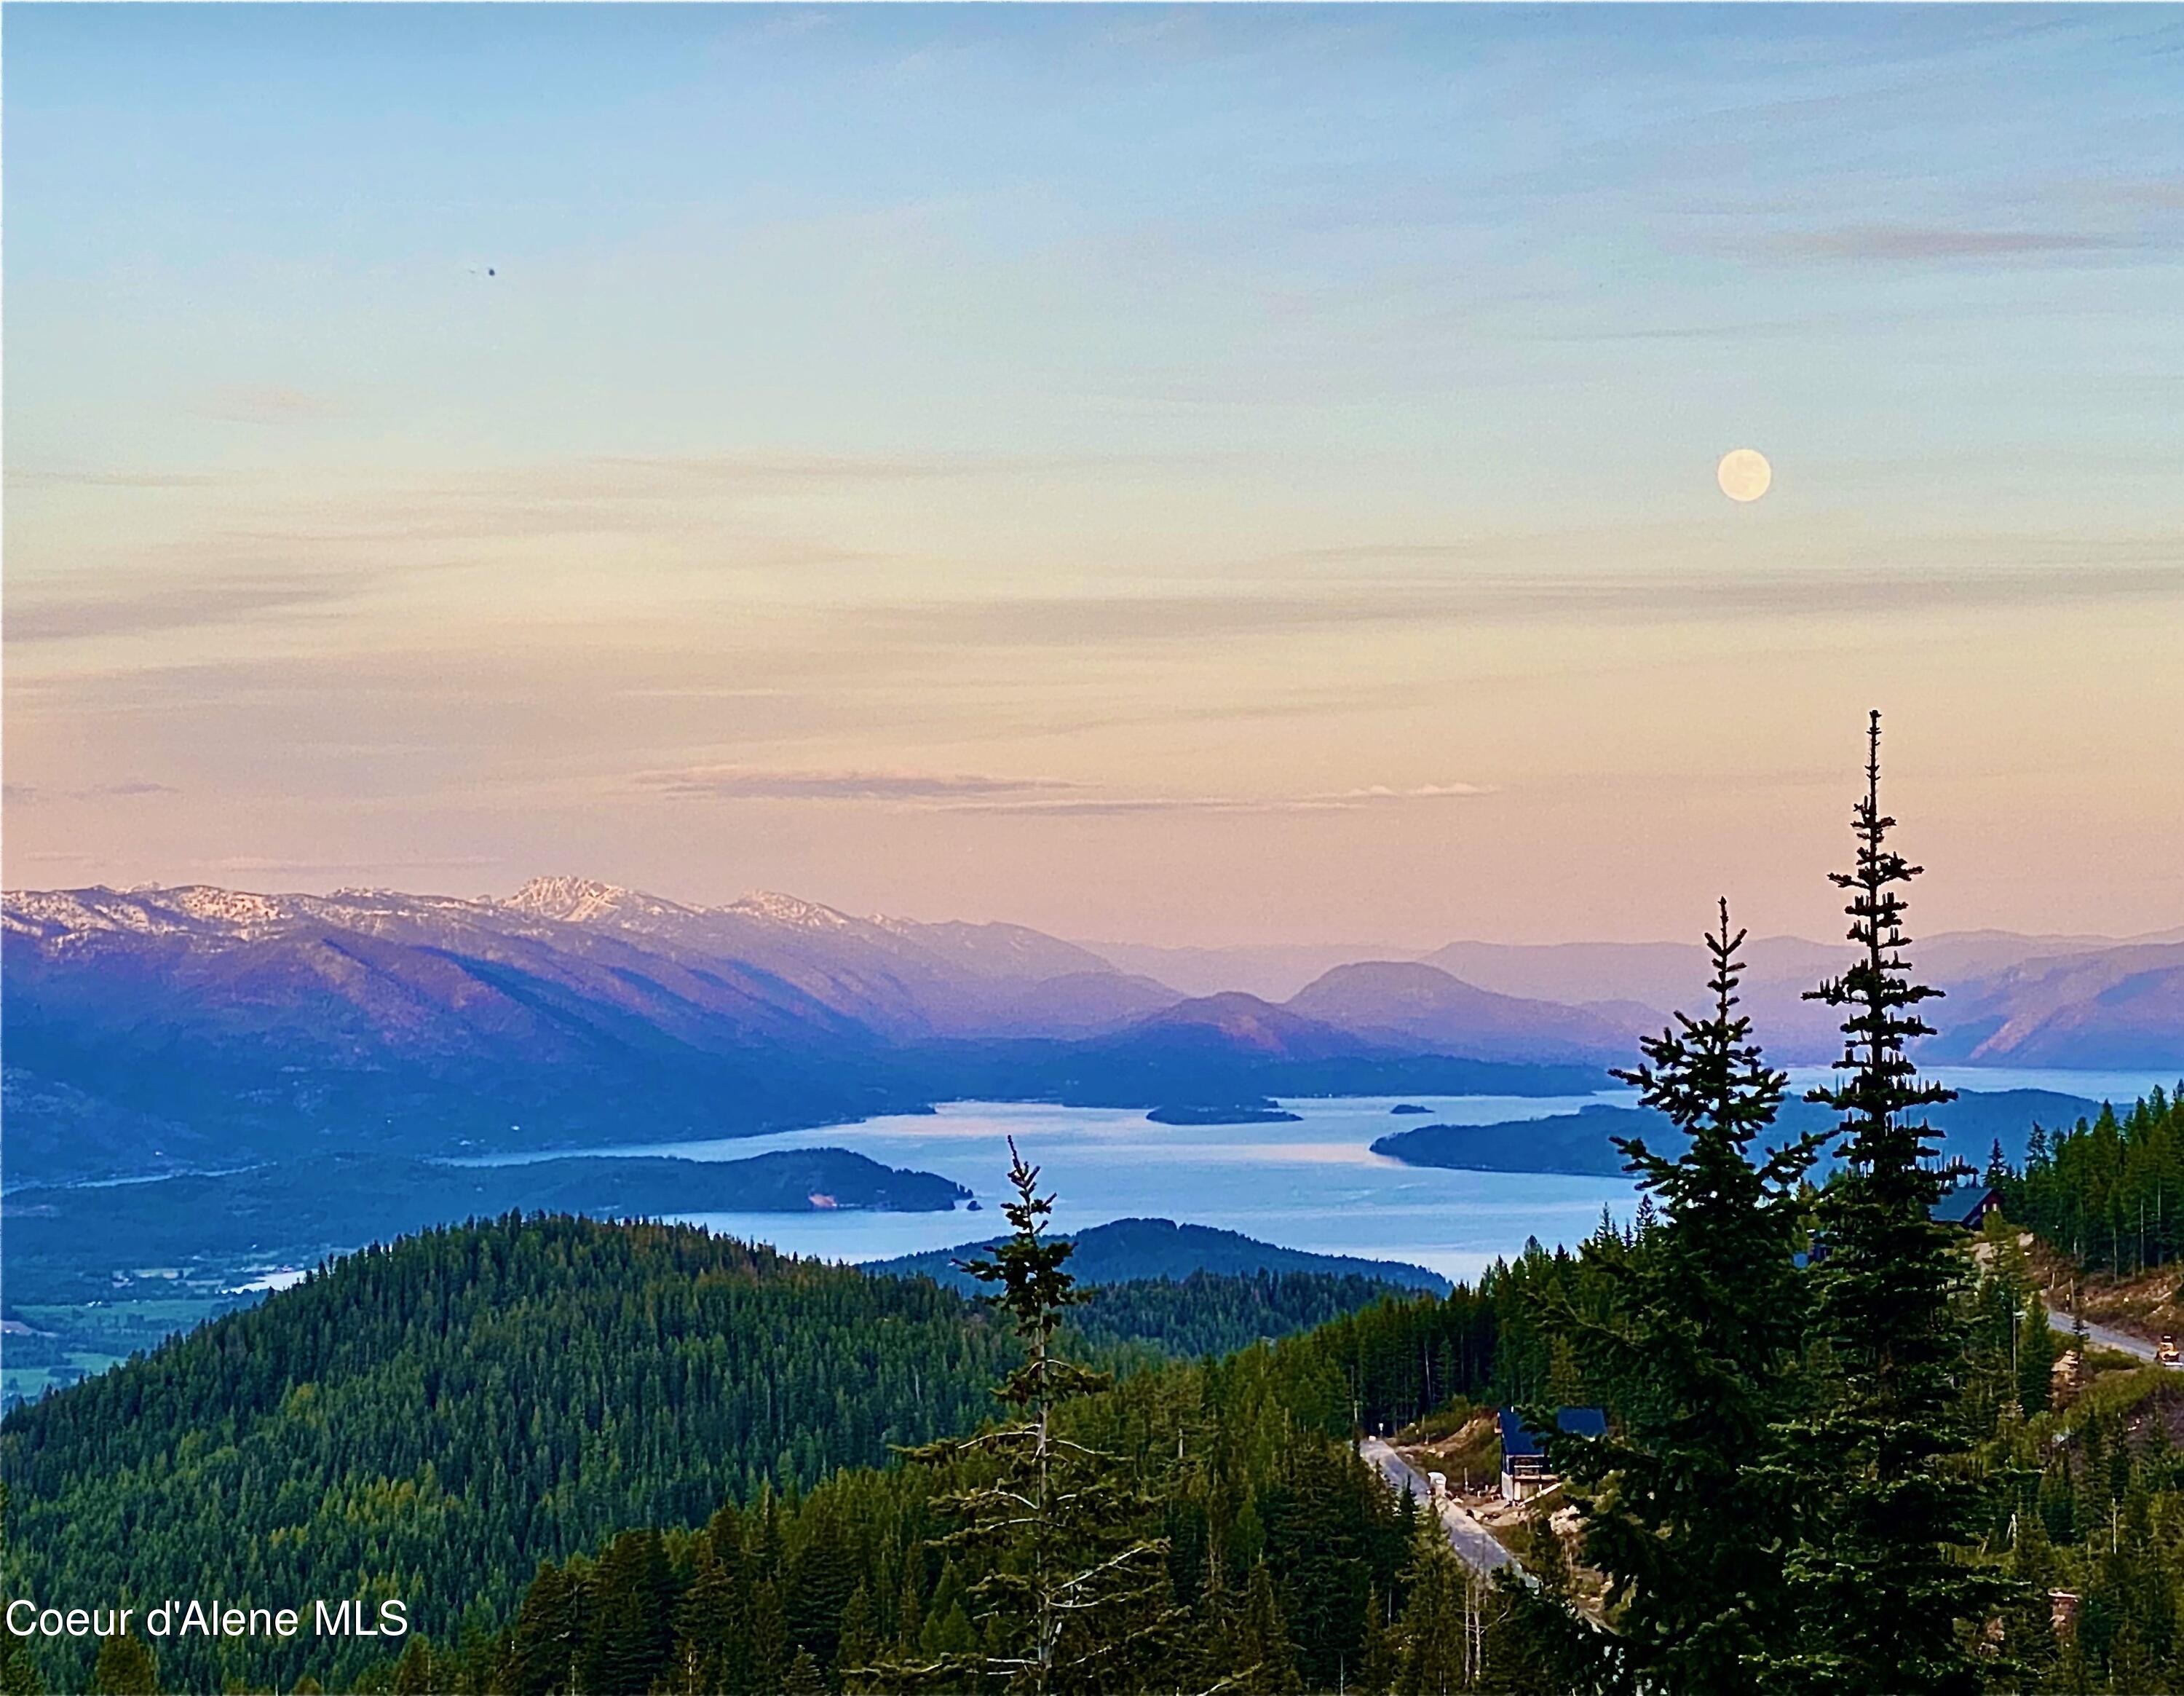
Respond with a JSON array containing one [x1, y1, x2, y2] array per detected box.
[[1932, 1183, 2002, 1231], [1798, 1180, 2001, 1269], [1497, 1406, 1607, 1502]]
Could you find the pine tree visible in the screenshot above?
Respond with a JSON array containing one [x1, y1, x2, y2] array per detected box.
[[509, 1561, 585, 1696], [1542, 901, 1821, 1695], [886, 1138, 1179, 1692], [1545, 1336, 1586, 1408], [748, 1579, 791, 1693], [2017, 1291, 2060, 1416], [917, 1561, 976, 1659], [86, 1635, 157, 1696], [673, 1539, 748, 1696], [785, 1510, 859, 1668], [389, 1637, 436, 1696], [1358, 1593, 1403, 1696], [782, 1648, 828, 1696], [834, 1582, 880, 1692], [1246, 1562, 1308, 1695], [894, 1567, 924, 1652], [582, 1528, 675, 1695], [1392, 1529, 1470, 1696], [1778, 711, 2019, 1693]]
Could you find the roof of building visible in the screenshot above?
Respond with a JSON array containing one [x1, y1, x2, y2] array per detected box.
[[1497, 1406, 1607, 1459], [1931, 1184, 2001, 1227]]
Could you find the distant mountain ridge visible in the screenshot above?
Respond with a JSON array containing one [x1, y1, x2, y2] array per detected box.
[[4, 877, 1176, 1042], [1423, 933, 2184, 1065], [1286, 959, 1641, 1062], [1, 880, 1598, 1185], [1089, 928, 2184, 1068], [868, 1216, 1449, 1293], [7, 878, 2174, 1189]]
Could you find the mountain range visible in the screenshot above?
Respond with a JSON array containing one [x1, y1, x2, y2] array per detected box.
[[0, 878, 1595, 1184], [1099, 928, 2184, 1067], [1425, 932, 2184, 1067], [4, 877, 2177, 1186]]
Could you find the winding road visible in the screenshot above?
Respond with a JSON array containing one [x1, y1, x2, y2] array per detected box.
[[1360, 1436, 1523, 1577], [2060, 1309, 2175, 1366]]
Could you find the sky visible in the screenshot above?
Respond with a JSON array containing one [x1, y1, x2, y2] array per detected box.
[[4, 4, 2180, 947]]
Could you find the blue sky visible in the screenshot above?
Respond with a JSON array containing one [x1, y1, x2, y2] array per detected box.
[[5, 5, 2180, 944]]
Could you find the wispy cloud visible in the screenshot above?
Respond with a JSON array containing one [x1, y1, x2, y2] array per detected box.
[[1, 781, 178, 803], [954, 784, 1495, 817], [858, 559, 2184, 654], [7, 572, 373, 643], [1746, 224, 2136, 264], [1324, 784, 1490, 802], [638, 768, 1492, 815], [636, 767, 1086, 802], [79, 781, 181, 798]]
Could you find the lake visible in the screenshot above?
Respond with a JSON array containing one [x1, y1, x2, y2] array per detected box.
[[466, 1065, 2178, 1284], [538, 1093, 1640, 1284], [448, 1066, 2167, 1276]]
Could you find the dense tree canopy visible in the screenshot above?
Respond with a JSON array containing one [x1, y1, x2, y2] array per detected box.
[[0, 1215, 1435, 1694], [2003, 1089, 2184, 1277], [1540, 902, 1820, 1694], [2, 1218, 1019, 1692]]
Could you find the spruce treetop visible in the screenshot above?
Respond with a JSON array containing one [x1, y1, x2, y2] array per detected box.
[[1805, 709, 1957, 1143]]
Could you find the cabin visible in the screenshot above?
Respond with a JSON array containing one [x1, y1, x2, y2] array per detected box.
[[1497, 1407, 1607, 1503], [1932, 1183, 2003, 1231]]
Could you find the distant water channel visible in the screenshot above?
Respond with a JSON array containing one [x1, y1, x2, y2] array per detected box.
[[466, 1093, 1629, 1283], [464, 1065, 2178, 1285]]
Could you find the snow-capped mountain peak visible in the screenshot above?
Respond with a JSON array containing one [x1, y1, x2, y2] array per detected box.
[[724, 890, 857, 931], [501, 875, 646, 925], [165, 886, 293, 931], [2, 886, 221, 945]]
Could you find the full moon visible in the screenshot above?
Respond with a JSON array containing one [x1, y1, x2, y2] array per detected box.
[[1717, 447, 1773, 502]]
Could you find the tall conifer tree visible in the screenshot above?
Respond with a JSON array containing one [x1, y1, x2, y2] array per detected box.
[[1545, 901, 1820, 1693], [86, 1636, 157, 1696], [1779, 711, 2016, 1693], [885, 1140, 1177, 1693]]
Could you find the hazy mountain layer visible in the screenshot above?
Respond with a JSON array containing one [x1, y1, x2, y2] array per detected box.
[[1, 882, 1605, 1183], [7, 880, 2172, 1193]]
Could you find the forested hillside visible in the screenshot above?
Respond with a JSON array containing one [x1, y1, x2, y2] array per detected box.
[[0, 1216, 1428, 1694], [1, 1219, 1018, 1693], [1071, 1269, 1439, 1362], [2001, 1086, 2184, 1274], [371, 1340, 1546, 1696], [348, 1150, 1580, 1696]]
